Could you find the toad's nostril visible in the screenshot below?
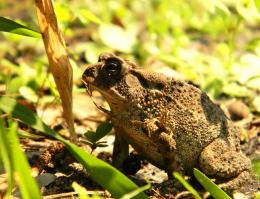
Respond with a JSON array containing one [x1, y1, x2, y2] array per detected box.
[[83, 67, 97, 78]]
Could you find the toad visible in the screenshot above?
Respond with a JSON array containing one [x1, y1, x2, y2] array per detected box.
[[82, 53, 258, 196]]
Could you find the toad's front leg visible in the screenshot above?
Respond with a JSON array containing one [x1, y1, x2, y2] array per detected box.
[[112, 127, 129, 170], [143, 117, 181, 176], [113, 117, 178, 175]]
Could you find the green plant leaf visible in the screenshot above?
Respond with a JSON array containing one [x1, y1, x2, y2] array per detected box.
[[0, 17, 41, 38], [0, 119, 41, 199], [120, 184, 151, 199], [0, 96, 148, 199], [61, 139, 148, 199], [173, 172, 201, 199], [193, 168, 232, 199], [8, 122, 41, 199], [252, 158, 260, 181], [253, 0, 260, 13], [77, 9, 102, 25], [222, 82, 252, 97], [255, 192, 260, 199], [0, 118, 14, 198], [0, 96, 58, 138], [17, 129, 45, 139], [19, 86, 38, 103], [5, 77, 24, 94], [83, 131, 96, 143], [72, 182, 102, 199], [72, 182, 90, 199], [84, 122, 113, 143]]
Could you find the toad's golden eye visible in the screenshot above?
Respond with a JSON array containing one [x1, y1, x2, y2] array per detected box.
[[105, 58, 122, 76]]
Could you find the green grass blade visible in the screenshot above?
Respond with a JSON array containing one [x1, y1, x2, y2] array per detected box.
[[72, 182, 98, 199], [193, 168, 232, 199], [173, 172, 202, 199], [120, 184, 151, 199], [252, 158, 260, 181], [0, 118, 15, 197], [5, 121, 41, 199], [0, 17, 41, 38], [0, 96, 60, 139], [61, 139, 148, 199], [0, 96, 149, 199]]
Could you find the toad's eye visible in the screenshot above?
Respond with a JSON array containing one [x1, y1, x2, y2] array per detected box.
[[105, 58, 122, 76]]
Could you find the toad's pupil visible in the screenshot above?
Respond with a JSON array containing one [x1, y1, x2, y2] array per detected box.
[[107, 62, 119, 72]]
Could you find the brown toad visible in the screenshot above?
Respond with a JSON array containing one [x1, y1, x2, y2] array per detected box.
[[82, 53, 258, 196]]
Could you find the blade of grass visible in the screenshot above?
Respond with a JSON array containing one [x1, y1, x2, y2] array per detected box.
[[252, 158, 260, 180], [8, 122, 41, 199], [193, 168, 232, 199], [72, 182, 101, 199], [17, 129, 45, 139], [61, 139, 148, 199], [0, 118, 14, 198], [0, 96, 149, 199], [0, 118, 41, 199], [0, 17, 41, 38], [173, 172, 202, 199], [120, 184, 151, 199]]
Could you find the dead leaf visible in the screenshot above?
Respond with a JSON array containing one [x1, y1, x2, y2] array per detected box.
[[35, 0, 76, 142]]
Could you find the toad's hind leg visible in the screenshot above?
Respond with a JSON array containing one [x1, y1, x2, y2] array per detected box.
[[199, 138, 251, 178], [198, 138, 256, 194]]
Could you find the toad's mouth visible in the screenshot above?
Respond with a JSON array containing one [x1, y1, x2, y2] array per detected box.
[[81, 79, 112, 115], [81, 78, 93, 96]]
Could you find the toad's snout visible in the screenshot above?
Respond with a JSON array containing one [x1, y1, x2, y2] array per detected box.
[[82, 66, 97, 83]]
